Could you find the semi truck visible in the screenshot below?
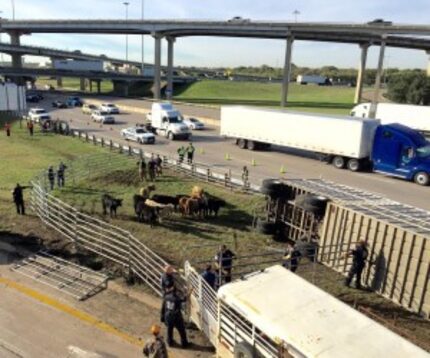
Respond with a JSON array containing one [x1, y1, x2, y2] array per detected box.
[[187, 264, 428, 358], [296, 75, 330, 85], [351, 102, 430, 133], [220, 106, 430, 185], [147, 102, 191, 140]]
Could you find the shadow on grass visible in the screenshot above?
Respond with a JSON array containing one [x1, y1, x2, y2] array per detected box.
[[173, 97, 353, 109]]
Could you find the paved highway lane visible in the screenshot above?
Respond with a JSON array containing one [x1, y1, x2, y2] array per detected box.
[[35, 93, 430, 211]]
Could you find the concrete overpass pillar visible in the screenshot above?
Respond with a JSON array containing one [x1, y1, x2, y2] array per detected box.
[[89, 80, 93, 92], [56, 77, 63, 88], [96, 80, 101, 94], [281, 36, 294, 107], [9, 32, 23, 68], [369, 38, 386, 119], [153, 34, 162, 100], [166, 37, 175, 100], [426, 51, 430, 77], [354, 43, 369, 104], [80, 78, 86, 91]]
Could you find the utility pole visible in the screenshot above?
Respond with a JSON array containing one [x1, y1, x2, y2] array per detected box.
[[123, 2, 130, 67], [141, 0, 144, 76], [11, 0, 15, 20], [293, 9, 300, 23]]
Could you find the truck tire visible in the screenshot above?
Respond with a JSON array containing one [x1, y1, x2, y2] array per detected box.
[[414, 171, 429, 186], [295, 194, 329, 216], [168, 132, 175, 140], [247, 140, 256, 151], [332, 156, 345, 169], [347, 158, 361, 172], [256, 219, 279, 235], [234, 341, 255, 358], [261, 179, 291, 198], [238, 138, 247, 149]]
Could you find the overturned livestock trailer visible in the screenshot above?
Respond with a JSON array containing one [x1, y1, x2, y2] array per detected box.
[[258, 178, 430, 318]]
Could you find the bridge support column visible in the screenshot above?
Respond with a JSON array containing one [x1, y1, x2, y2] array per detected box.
[[89, 80, 93, 92], [369, 38, 386, 119], [281, 36, 294, 107], [56, 77, 63, 88], [153, 34, 162, 100], [80, 78, 86, 91], [9, 32, 23, 68], [96, 80, 101, 94], [354, 43, 369, 104], [166, 37, 175, 100], [427, 51, 430, 77]]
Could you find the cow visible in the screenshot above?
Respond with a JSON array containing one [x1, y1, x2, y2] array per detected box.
[[151, 194, 180, 211], [135, 200, 158, 226], [101, 194, 123, 217], [207, 198, 226, 217]]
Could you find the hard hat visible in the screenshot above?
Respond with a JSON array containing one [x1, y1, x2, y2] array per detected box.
[[151, 324, 161, 335]]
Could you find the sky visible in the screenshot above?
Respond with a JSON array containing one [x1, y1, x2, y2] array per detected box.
[[0, 0, 429, 69]]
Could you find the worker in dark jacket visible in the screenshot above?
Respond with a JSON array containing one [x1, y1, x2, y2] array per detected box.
[[345, 240, 369, 289], [5, 122, 11, 137], [201, 264, 217, 290], [186, 143, 195, 164], [47, 166, 55, 190], [214, 245, 236, 284], [12, 183, 29, 215], [143, 324, 168, 358], [177, 146, 185, 163], [57, 162, 67, 187], [156, 155, 163, 176], [163, 290, 190, 348], [282, 242, 302, 273], [160, 265, 176, 323]]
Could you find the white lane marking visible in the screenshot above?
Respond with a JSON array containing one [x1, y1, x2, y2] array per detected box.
[[0, 339, 25, 358], [67, 346, 103, 358]]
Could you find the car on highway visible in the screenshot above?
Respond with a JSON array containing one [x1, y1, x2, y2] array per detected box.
[[26, 94, 40, 103], [183, 117, 205, 130], [91, 110, 115, 124], [66, 96, 83, 107], [52, 100, 68, 109], [82, 103, 97, 114], [100, 103, 120, 114], [120, 127, 156, 144], [228, 16, 251, 23], [28, 108, 50, 122]]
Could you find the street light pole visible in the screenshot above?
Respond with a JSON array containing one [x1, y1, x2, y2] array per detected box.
[[123, 2, 130, 66], [141, 0, 144, 76], [11, 0, 15, 20], [293, 9, 300, 23]]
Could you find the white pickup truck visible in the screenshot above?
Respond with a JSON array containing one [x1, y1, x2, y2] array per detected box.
[[28, 108, 51, 123]]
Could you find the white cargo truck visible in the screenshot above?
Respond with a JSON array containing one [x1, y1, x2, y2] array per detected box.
[[220, 106, 379, 170], [149, 102, 191, 140], [296, 75, 330, 85], [351, 102, 430, 133], [186, 264, 428, 358]]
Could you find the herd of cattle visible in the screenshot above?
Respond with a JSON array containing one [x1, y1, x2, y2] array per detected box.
[[101, 185, 226, 226]]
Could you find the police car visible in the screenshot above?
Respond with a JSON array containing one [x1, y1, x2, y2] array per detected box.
[[121, 126, 156, 144]]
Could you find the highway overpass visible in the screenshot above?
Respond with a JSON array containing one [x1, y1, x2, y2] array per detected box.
[[1, 19, 430, 104]]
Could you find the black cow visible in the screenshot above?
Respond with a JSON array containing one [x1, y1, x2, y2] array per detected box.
[[101, 194, 123, 217], [135, 200, 158, 226], [207, 198, 226, 217], [151, 194, 179, 210]]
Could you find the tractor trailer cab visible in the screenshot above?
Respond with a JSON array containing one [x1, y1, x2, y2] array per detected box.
[[150, 102, 191, 140], [372, 124, 430, 185]]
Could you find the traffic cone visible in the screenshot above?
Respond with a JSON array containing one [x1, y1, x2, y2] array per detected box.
[[225, 153, 231, 160], [251, 158, 256, 166], [280, 165, 286, 174]]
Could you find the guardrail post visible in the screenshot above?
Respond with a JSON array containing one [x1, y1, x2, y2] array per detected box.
[[93, 135, 97, 145], [207, 168, 211, 182], [85, 132, 89, 142], [119, 145, 123, 154], [163, 155, 168, 168], [128, 146, 132, 156], [101, 137, 104, 147], [109, 139, 113, 151], [139, 148, 144, 160], [192, 164, 196, 176]]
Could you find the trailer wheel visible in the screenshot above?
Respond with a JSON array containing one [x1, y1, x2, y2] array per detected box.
[[347, 158, 361, 172], [234, 341, 255, 358], [256, 219, 279, 235], [295, 194, 329, 216], [414, 171, 429, 186], [261, 179, 292, 198], [247, 140, 256, 151], [332, 156, 345, 169], [238, 138, 247, 149]]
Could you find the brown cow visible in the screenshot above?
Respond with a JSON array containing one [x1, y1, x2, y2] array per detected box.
[[186, 198, 200, 217], [178, 196, 189, 216]]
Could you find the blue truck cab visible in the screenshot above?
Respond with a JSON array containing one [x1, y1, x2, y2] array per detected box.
[[372, 124, 430, 185]]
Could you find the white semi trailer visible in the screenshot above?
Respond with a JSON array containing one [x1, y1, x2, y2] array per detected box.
[[220, 106, 379, 171], [351, 102, 430, 133]]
